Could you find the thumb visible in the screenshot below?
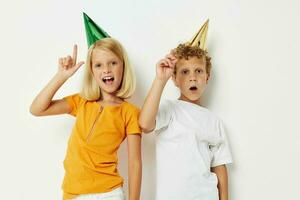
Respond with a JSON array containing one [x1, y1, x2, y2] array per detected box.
[[74, 61, 85, 70]]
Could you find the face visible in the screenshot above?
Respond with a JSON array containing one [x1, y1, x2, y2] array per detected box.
[[91, 48, 124, 95], [172, 57, 209, 103]]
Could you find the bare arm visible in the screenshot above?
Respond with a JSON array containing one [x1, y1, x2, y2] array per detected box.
[[30, 45, 84, 116], [127, 134, 142, 200], [138, 78, 167, 133], [211, 165, 229, 200], [139, 54, 177, 133]]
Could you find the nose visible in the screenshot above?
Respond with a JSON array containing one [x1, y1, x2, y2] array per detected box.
[[189, 72, 196, 81], [102, 65, 111, 74]]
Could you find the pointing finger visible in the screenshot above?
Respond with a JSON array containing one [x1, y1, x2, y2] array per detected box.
[[72, 44, 78, 65]]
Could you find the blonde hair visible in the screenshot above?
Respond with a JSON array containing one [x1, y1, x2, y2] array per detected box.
[[80, 38, 136, 101]]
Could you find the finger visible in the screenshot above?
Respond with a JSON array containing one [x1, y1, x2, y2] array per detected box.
[[171, 55, 177, 61], [59, 58, 63, 67], [63, 58, 68, 68], [170, 49, 176, 55], [158, 59, 165, 64], [166, 53, 176, 61], [67, 55, 72, 66], [72, 44, 77, 65], [166, 53, 177, 65], [161, 60, 169, 67], [170, 62, 176, 69], [74, 61, 85, 70], [157, 59, 166, 67], [165, 58, 173, 67], [171, 58, 178, 66]]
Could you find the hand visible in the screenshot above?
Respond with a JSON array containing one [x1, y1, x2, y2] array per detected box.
[[57, 45, 84, 79], [156, 53, 177, 82]]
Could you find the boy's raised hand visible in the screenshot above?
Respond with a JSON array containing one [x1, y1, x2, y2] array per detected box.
[[58, 45, 85, 79], [156, 53, 177, 82]]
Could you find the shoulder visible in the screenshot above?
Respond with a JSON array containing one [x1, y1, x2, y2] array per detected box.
[[121, 101, 140, 118], [122, 101, 140, 112], [62, 93, 89, 116], [159, 99, 175, 111], [63, 93, 88, 108], [64, 93, 87, 102]]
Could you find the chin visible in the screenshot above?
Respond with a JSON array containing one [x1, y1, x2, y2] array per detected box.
[[100, 87, 118, 94], [188, 97, 201, 102], [182, 94, 201, 102]]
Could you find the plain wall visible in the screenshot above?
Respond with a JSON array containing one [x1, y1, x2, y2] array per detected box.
[[1, 0, 300, 199]]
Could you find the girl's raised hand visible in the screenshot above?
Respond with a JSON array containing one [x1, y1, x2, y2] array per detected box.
[[58, 45, 84, 79], [156, 53, 177, 82]]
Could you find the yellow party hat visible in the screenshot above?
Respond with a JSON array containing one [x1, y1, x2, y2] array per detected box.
[[188, 19, 209, 50]]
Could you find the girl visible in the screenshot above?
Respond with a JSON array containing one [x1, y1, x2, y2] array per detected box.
[[30, 38, 142, 200]]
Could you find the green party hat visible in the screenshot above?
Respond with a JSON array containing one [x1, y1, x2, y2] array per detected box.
[[83, 12, 110, 47]]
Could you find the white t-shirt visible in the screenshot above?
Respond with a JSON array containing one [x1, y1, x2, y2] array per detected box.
[[155, 99, 233, 200]]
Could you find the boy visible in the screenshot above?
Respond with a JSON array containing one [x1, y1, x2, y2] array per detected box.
[[139, 21, 233, 200]]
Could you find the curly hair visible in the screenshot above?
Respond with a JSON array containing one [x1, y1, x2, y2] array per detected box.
[[173, 43, 212, 77]]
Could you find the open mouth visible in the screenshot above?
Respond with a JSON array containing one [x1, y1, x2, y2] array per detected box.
[[189, 86, 198, 91], [102, 76, 114, 84]]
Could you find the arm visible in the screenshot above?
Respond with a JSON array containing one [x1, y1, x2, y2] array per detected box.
[[139, 54, 177, 133], [211, 165, 229, 200], [30, 45, 84, 116], [127, 134, 142, 200]]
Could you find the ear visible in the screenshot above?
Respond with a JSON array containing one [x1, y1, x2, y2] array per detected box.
[[206, 73, 210, 84], [172, 74, 179, 87]]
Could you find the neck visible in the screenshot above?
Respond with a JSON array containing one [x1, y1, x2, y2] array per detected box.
[[178, 94, 201, 105], [100, 90, 123, 103]]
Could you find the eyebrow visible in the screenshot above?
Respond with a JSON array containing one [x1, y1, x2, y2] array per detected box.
[[179, 68, 189, 72]]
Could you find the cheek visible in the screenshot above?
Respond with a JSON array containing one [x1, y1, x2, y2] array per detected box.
[[91, 69, 103, 84], [115, 65, 124, 78], [198, 74, 207, 81], [180, 76, 189, 85], [177, 77, 189, 89], [92, 67, 101, 76]]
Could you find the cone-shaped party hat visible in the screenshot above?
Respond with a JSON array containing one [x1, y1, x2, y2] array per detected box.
[[83, 12, 110, 48]]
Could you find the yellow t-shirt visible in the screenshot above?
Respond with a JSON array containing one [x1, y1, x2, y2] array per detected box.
[[62, 94, 141, 199]]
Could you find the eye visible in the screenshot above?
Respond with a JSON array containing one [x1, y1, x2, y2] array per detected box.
[[94, 63, 101, 68], [181, 69, 189, 75], [109, 61, 118, 67], [196, 69, 204, 74]]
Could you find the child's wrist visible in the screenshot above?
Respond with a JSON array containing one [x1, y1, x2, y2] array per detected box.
[[54, 72, 69, 82], [154, 76, 168, 85]]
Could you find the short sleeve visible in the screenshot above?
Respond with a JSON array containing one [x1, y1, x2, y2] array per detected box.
[[63, 93, 85, 117], [154, 100, 173, 132], [125, 106, 142, 135], [211, 119, 233, 167]]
